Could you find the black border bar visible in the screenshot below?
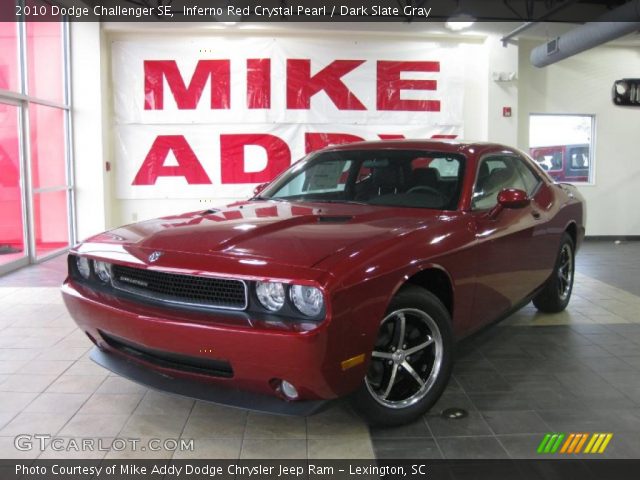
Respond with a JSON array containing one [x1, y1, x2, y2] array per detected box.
[[3, 0, 639, 23], [4, 459, 640, 480]]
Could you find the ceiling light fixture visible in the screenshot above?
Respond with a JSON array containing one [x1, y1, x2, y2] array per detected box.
[[445, 13, 475, 31], [445, 0, 475, 31]]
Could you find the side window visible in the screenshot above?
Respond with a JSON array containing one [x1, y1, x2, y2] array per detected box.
[[472, 156, 527, 210], [513, 158, 541, 196], [568, 146, 589, 170]]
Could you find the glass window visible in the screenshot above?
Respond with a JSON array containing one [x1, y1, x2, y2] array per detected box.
[[272, 159, 352, 198], [29, 104, 67, 189], [513, 158, 541, 196], [0, 23, 20, 93], [33, 189, 69, 258], [529, 114, 594, 183], [472, 156, 527, 210], [412, 157, 461, 179], [263, 150, 465, 210], [26, 22, 64, 103], [0, 17, 71, 272], [568, 145, 589, 170], [0, 103, 26, 266]]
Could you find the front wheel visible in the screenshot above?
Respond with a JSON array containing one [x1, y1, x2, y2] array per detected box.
[[351, 286, 453, 426], [533, 233, 575, 313]]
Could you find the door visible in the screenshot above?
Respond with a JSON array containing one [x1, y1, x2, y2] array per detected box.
[[470, 154, 544, 325]]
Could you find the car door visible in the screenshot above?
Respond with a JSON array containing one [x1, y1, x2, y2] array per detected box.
[[469, 154, 544, 326]]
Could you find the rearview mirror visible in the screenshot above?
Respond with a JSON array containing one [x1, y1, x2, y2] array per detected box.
[[489, 188, 529, 219], [253, 183, 268, 196]]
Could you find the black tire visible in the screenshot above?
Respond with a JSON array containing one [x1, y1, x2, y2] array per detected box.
[[351, 285, 453, 426], [533, 233, 575, 313]]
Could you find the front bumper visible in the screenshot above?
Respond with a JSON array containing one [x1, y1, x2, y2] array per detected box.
[[61, 279, 367, 413], [89, 347, 328, 416]]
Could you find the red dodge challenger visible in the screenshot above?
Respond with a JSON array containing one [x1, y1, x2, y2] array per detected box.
[[62, 140, 585, 425]]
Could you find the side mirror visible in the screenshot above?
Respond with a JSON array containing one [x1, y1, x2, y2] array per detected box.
[[489, 188, 529, 218], [498, 188, 530, 209], [253, 183, 268, 197]]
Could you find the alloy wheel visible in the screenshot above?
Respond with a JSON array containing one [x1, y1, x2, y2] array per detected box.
[[365, 308, 443, 409], [557, 243, 574, 301]]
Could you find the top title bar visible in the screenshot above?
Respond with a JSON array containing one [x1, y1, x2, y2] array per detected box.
[[3, 0, 638, 22]]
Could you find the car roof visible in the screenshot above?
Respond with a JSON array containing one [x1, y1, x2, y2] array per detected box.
[[322, 139, 514, 157]]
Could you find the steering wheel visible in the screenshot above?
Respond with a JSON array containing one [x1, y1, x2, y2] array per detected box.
[[406, 186, 446, 199]]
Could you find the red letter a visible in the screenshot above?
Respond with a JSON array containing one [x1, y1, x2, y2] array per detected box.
[[132, 135, 211, 185]]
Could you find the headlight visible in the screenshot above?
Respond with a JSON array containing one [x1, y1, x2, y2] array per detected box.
[[76, 256, 91, 279], [94, 261, 112, 283], [290, 285, 324, 317], [255, 281, 285, 312]]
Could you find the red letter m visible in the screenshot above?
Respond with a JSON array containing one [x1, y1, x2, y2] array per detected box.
[[144, 60, 230, 110]]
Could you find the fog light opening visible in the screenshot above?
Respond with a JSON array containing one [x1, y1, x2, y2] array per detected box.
[[280, 380, 299, 400]]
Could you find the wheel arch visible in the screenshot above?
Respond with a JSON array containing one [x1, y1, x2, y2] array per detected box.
[[391, 265, 455, 318], [565, 221, 577, 246]]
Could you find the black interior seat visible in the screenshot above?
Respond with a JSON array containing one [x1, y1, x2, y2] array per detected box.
[[369, 166, 404, 196], [410, 168, 440, 190], [476, 161, 490, 191]]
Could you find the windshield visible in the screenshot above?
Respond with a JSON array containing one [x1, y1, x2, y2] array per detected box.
[[259, 149, 465, 211]]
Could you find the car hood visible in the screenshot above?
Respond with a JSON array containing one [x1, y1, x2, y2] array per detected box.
[[85, 201, 443, 269]]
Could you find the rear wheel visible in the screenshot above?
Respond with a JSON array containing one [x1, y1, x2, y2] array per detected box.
[[533, 233, 575, 313], [351, 286, 453, 426]]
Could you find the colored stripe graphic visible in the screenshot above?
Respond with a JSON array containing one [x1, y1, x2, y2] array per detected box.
[[537, 434, 552, 453], [537, 433, 565, 453], [551, 433, 565, 453], [539, 433, 613, 454], [598, 434, 613, 453], [585, 433, 614, 454], [560, 433, 574, 453], [575, 433, 589, 453], [544, 434, 558, 453]]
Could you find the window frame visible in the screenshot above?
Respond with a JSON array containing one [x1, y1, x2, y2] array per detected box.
[[470, 153, 541, 212], [0, 16, 74, 275], [528, 113, 596, 185]]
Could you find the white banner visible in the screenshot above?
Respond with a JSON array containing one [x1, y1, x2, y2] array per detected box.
[[112, 37, 465, 199]]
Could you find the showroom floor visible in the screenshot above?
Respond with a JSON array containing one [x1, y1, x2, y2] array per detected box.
[[0, 240, 638, 460]]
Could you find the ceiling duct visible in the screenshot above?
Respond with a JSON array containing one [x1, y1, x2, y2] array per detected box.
[[530, 0, 640, 68]]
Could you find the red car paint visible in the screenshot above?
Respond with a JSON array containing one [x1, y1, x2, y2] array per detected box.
[[62, 140, 585, 404]]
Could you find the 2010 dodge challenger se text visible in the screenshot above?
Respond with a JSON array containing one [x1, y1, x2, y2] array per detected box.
[[62, 140, 585, 425]]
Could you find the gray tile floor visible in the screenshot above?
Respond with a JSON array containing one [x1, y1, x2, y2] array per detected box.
[[0, 240, 638, 459]]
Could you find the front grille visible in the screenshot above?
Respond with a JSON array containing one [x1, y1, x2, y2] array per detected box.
[[111, 264, 247, 311], [100, 331, 233, 378]]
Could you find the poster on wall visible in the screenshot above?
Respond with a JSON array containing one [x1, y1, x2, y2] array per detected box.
[[112, 37, 465, 200]]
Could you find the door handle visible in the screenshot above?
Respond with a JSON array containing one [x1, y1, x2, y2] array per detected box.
[[532, 211, 541, 220]]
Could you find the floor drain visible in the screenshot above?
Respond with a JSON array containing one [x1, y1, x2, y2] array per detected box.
[[441, 407, 468, 419]]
